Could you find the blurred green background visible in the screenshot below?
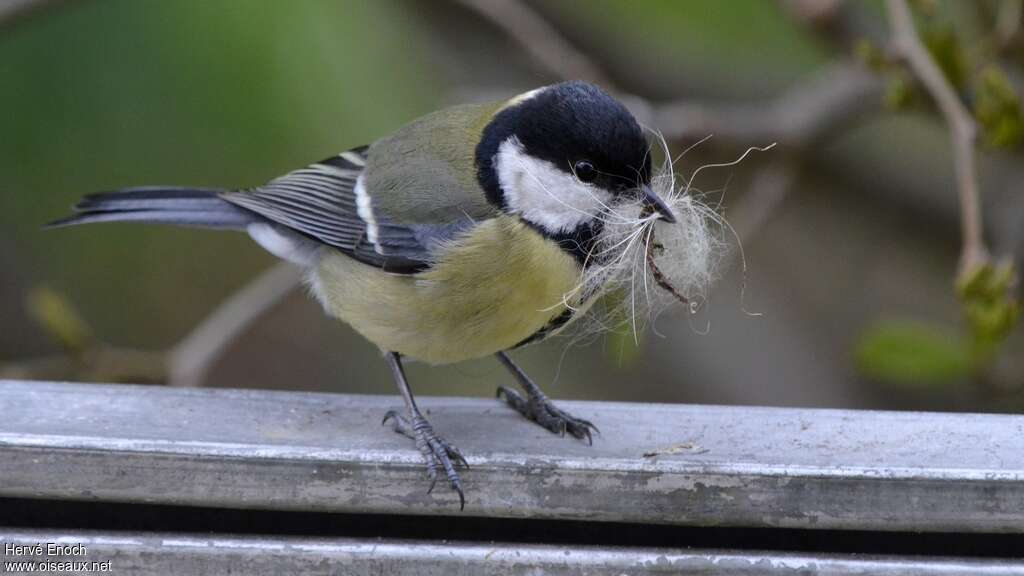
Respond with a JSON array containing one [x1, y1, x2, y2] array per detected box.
[[2, 0, 1022, 410]]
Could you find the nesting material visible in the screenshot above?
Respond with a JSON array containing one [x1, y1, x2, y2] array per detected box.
[[572, 166, 726, 335], [559, 136, 779, 341]]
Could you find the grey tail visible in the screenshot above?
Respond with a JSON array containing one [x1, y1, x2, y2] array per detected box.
[[46, 187, 256, 230]]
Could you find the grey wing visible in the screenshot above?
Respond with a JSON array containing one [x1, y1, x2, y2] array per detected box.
[[221, 147, 473, 273]]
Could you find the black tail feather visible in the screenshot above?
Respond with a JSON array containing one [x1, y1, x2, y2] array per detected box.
[[46, 187, 255, 230]]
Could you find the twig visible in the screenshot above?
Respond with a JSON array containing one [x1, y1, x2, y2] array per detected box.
[[2, 263, 302, 386], [652, 63, 878, 248], [728, 161, 799, 242], [653, 62, 882, 149], [781, 0, 845, 25], [449, 0, 882, 254], [997, 0, 1023, 50], [451, 0, 614, 87], [638, 204, 688, 305], [0, 0, 64, 29], [779, 0, 887, 56], [0, 348, 166, 383], [168, 261, 301, 387], [886, 0, 989, 276], [779, 0, 855, 49], [450, 0, 881, 151]]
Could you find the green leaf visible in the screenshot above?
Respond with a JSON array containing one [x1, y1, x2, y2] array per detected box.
[[27, 286, 94, 354], [856, 321, 971, 387], [855, 39, 887, 72], [885, 73, 918, 110], [974, 66, 1024, 149], [606, 323, 644, 367], [922, 25, 968, 91], [957, 261, 1022, 361], [593, 290, 645, 367]]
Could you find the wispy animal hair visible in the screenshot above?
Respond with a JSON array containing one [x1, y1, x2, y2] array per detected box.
[[552, 132, 774, 342]]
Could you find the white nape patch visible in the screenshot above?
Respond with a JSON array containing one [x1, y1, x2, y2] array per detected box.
[[501, 86, 546, 111], [246, 223, 317, 266], [495, 137, 613, 234], [353, 174, 382, 254]]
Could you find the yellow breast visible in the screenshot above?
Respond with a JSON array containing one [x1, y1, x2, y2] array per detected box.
[[312, 216, 582, 364]]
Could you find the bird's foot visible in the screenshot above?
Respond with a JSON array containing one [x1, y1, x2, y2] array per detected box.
[[382, 410, 468, 510], [496, 386, 598, 445]]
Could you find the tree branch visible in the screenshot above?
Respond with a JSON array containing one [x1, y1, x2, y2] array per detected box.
[[448, 0, 883, 251], [168, 262, 302, 387], [2, 263, 302, 387], [0, 0, 64, 29], [997, 0, 1023, 50], [728, 160, 799, 242], [652, 62, 882, 148], [450, 0, 882, 150], [451, 0, 615, 87], [886, 0, 989, 276]]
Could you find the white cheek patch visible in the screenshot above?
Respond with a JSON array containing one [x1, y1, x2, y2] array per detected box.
[[495, 137, 613, 234]]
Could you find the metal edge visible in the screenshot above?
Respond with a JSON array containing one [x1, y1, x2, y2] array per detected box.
[[3, 529, 1023, 575]]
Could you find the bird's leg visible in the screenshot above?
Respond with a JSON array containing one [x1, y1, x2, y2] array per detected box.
[[381, 351, 468, 509], [495, 351, 598, 444]]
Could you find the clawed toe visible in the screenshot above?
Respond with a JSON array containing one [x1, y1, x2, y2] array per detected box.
[[382, 409, 415, 438], [547, 404, 598, 444], [554, 407, 599, 443], [383, 410, 468, 510], [496, 385, 599, 445]]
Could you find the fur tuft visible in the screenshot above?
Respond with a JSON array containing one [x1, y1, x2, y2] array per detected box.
[[555, 132, 773, 341]]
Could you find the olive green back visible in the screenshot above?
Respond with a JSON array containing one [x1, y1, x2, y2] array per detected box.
[[365, 102, 504, 224]]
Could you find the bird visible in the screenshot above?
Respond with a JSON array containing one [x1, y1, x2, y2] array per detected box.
[[49, 80, 677, 509]]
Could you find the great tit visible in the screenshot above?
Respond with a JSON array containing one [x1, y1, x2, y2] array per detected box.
[[50, 80, 677, 509]]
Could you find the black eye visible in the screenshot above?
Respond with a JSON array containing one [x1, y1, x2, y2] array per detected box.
[[573, 160, 596, 183]]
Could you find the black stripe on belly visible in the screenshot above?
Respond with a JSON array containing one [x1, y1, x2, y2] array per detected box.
[[518, 220, 602, 267], [514, 308, 575, 348]]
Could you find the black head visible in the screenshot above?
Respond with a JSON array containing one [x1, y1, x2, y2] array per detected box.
[[476, 81, 653, 219], [475, 82, 677, 264]]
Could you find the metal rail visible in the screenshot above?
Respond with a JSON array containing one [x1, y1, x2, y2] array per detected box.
[[1, 530, 1021, 576], [1, 380, 1022, 532]]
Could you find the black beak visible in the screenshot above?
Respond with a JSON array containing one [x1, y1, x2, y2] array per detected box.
[[641, 184, 676, 223]]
